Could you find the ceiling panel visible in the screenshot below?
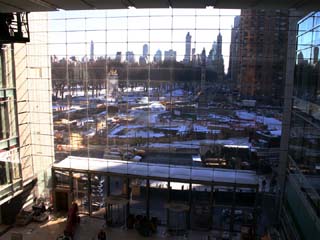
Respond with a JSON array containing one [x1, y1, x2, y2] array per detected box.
[[85, 0, 127, 9], [2, 0, 56, 12], [0, 0, 319, 13], [170, 0, 211, 8], [0, 2, 24, 12], [45, 0, 94, 10], [133, 0, 169, 8]]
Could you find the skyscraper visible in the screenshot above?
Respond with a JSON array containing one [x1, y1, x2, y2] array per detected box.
[[228, 16, 241, 88], [140, 44, 148, 65], [143, 44, 148, 59], [183, 32, 192, 63], [192, 48, 196, 65], [207, 33, 225, 82], [237, 9, 289, 105], [216, 32, 222, 58], [125, 51, 135, 64], [153, 49, 162, 63], [115, 51, 122, 62], [139, 56, 147, 65], [164, 49, 176, 62], [90, 40, 94, 61]]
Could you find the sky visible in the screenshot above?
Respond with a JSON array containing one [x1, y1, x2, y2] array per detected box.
[[46, 8, 240, 71]]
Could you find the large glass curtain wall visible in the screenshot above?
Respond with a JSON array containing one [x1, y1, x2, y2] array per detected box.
[[39, 10, 287, 232], [287, 11, 320, 221], [27, 9, 285, 173]]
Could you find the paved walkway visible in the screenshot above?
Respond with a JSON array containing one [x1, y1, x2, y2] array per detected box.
[[1, 214, 241, 240]]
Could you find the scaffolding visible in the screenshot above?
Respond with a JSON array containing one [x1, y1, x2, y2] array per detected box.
[[0, 12, 30, 44]]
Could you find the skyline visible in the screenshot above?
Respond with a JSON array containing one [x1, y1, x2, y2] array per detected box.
[[45, 8, 241, 71]]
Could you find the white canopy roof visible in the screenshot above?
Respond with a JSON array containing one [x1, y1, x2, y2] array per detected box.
[[53, 156, 258, 187]]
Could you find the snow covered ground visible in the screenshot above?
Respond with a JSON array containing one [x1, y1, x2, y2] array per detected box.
[[147, 138, 251, 149], [235, 110, 282, 133]]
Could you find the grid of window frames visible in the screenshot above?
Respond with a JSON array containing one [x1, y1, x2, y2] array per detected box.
[[291, 11, 320, 171], [33, 9, 290, 228], [26, 8, 289, 200], [288, 11, 320, 218], [0, 44, 21, 196]]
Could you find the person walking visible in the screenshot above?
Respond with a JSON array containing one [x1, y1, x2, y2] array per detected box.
[[97, 229, 106, 240]]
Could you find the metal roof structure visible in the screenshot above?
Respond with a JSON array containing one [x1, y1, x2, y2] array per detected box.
[[0, 0, 318, 13], [53, 156, 259, 187]]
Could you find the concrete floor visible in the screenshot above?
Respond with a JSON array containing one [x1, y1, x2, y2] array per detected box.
[[1, 214, 241, 240]]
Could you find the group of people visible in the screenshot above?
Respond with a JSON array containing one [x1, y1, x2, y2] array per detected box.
[[261, 174, 278, 192], [97, 229, 106, 240]]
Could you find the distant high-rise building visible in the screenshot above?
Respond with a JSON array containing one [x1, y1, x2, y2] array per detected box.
[[199, 48, 207, 106], [228, 16, 241, 88], [183, 32, 192, 63], [125, 51, 135, 64], [216, 32, 222, 58], [90, 40, 94, 61], [200, 48, 206, 66], [143, 44, 148, 59], [191, 48, 197, 65], [215, 32, 224, 82], [237, 9, 289, 105], [164, 49, 176, 62], [153, 49, 162, 63], [212, 41, 217, 57], [207, 33, 224, 82], [139, 44, 148, 65], [139, 56, 147, 65], [115, 51, 122, 62]]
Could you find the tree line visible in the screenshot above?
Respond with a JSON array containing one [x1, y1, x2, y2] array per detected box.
[[51, 56, 220, 99]]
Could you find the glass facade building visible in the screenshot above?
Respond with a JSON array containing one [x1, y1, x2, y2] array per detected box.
[[0, 44, 21, 198], [283, 11, 320, 240], [0, 13, 54, 225]]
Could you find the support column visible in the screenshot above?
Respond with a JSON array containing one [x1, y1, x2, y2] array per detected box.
[[229, 185, 237, 233], [146, 179, 150, 219], [88, 173, 92, 216], [69, 170, 73, 209], [52, 169, 57, 211], [253, 185, 259, 238], [277, 10, 301, 222], [187, 182, 192, 229], [106, 175, 110, 226], [166, 181, 171, 226], [209, 185, 214, 229], [126, 177, 130, 216]]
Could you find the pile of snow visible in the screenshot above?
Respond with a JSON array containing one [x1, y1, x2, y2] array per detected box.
[[235, 110, 256, 120], [256, 116, 282, 131], [269, 130, 282, 136], [118, 129, 165, 138], [166, 89, 185, 97], [208, 113, 231, 122], [134, 101, 166, 112], [147, 138, 251, 149], [123, 86, 145, 92], [159, 125, 189, 133], [193, 124, 221, 134], [150, 102, 166, 111], [235, 110, 282, 131], [109, 125, 143, 136]]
